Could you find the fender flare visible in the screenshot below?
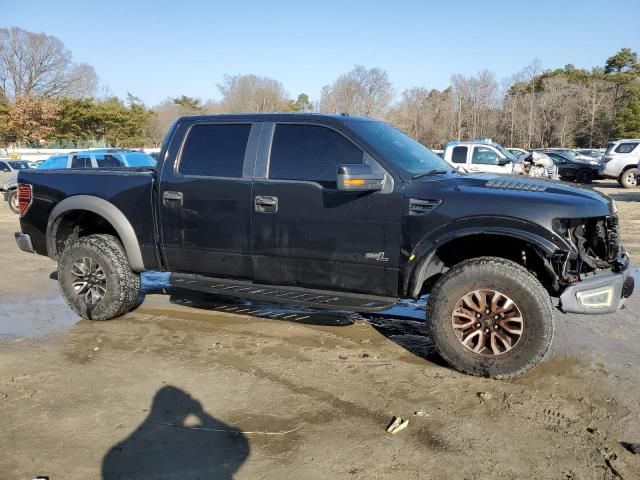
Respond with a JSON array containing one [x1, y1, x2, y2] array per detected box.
[[406, 226, 562, 298], [46, 195, 146, 272]]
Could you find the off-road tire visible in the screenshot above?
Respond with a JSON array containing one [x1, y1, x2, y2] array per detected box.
[[7, 189, 19, 214], [58, 234, 142, 320], [575, 169, 593, 184], [619, 168, 637, 188], [426, 256, 554, 379]]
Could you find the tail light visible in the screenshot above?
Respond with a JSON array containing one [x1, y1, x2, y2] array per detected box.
[[17, 183, 33, 215]]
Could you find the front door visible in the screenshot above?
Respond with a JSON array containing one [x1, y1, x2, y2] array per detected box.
[[470, 146, 512, 174], [159, 121, 257, 279], [252, 123, 402, 297]]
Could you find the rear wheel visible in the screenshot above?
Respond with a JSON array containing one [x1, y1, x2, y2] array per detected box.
[[426, 257, 554, 379], [58, 234, 142, 320], [575, 169, 593, 184], [619, 168, 637, 188], [7, 189, 19, 214]]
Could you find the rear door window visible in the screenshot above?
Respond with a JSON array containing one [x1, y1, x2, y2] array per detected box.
[[96, 154, 124, 168], [269, 124, 363, 184], [614, 142, 638, 154], [451, 146, 468, 164], [179, 123, 251, 177], [71, 155, 92, 168]]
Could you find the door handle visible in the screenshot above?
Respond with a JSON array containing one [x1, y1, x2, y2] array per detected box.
[[163, 191, 183, 207], [255, 195, 278, 213]]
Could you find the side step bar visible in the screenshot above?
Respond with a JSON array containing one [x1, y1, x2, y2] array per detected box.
[[171, 273, 396, 312]]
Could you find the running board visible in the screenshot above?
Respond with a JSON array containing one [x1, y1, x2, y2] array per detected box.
[[171, 273, 396, 312]]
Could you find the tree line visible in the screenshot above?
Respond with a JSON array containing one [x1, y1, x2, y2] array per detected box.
[[1, 26, 638, 149]]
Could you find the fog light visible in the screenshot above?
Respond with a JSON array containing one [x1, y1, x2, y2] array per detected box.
[[576, 286, 614, 309]]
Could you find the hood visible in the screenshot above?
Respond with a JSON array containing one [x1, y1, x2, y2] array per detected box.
[[405, 172, 613, 220]]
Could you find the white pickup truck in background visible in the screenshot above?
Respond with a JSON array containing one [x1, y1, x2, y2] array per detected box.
[[442, 139, 557, 178]]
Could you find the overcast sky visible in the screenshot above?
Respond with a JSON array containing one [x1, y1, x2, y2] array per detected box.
[[4, 0, 639, 106]]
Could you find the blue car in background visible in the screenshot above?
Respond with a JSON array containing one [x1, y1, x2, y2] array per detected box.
[[38, 149, 156, 169], [4, 149, 156, 214]]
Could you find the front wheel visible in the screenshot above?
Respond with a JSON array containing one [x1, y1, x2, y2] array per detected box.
[[575, 169, 593, 184], [426, 257, 554, 379], [7, 189, 19, 214], [619, 168, 637, 188], [58, 234, 142, 320]]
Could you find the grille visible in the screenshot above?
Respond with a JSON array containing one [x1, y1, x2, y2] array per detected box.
[[606, 215, 621, 259]]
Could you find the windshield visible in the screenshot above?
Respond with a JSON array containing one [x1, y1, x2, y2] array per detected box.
[[348, 121, 451, 176], [8, 161, 30, 169], [121, 152, 156, 167], [494, 144, 518, 162]]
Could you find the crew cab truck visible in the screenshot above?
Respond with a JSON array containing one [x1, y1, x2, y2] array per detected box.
[[14, 114, 634, 379], [442, 139, 516, 175]]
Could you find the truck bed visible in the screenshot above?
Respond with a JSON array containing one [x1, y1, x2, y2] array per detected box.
[[17, 168, 158, 268]]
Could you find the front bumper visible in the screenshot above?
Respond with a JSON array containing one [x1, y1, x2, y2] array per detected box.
[[15, 232, 35, 253], [560, 256, 634, 314]]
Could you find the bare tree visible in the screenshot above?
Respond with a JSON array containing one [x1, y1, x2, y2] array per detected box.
[[319, 65, 392, 117], [218, 74, 287, 112], [0, 27, 98, 100]]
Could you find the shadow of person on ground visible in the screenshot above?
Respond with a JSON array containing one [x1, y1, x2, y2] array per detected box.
[[102, 385, 249, 480]]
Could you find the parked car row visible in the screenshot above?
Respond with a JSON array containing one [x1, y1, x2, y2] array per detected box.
[[2, 148, 156, 213]]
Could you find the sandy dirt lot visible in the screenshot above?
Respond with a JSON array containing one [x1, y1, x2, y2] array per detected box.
[[1, 181, 639, 479]]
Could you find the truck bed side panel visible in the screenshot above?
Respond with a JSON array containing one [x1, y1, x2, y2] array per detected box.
[[18, 169, 159, 270]]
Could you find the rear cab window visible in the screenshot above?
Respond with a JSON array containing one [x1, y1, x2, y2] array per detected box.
[[178, 123, 251, 177], [269, 124, 363, 186]]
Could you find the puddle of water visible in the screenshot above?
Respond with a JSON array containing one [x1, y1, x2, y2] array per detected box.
[[0, 293, 80, 339]]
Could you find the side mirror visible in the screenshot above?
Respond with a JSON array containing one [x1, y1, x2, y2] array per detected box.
[[498, 158, 511, 166], [337, 164, 384, 192]]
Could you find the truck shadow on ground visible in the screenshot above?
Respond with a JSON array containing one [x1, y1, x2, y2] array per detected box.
[[102, 385, 249, 480], [167, 288, 448, 367]]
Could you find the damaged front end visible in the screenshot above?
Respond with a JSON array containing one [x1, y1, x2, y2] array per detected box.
[[552, 214, 634, 314]]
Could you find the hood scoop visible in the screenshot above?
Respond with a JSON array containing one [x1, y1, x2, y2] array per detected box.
[[485, 178, 548, 192]]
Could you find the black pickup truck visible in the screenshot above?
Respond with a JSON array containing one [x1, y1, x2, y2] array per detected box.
[[14, 114, 634, 378]]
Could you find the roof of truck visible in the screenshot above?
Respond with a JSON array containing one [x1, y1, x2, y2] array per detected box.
[[177, 113, 375, 124]]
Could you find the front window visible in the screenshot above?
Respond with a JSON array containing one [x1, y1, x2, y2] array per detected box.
[[8, 161, 30, 169], [348, 121, 450, 176], [472, 147, 500, 165], [269, 124, 364, 185]]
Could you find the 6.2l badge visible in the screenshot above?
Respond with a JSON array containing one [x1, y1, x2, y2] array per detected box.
[[365, 252, 389, 262]]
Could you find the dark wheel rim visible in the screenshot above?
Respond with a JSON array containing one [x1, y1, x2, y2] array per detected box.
[[624, 171, 637, 186], [71, 257, 107, 304], [451, 289, 524, 356]]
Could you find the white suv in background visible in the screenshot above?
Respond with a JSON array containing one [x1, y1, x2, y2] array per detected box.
[[602, 139, 639, 188]]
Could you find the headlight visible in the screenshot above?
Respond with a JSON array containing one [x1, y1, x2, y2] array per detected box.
[[611, 199, 618, 214]]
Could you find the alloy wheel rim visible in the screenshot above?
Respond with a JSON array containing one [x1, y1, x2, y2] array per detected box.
[[626, 172, 636, 186], [11, 194, 18, 210], [451, 289, 524, 356], [71, 257, 107, 304]]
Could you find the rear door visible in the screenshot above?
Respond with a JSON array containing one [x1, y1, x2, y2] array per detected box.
[[251, 122, 402, 296], [158, 120, 259, 278]]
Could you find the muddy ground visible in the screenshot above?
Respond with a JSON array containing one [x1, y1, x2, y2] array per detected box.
[[1, 180, 639, 480]]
